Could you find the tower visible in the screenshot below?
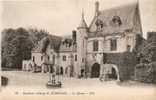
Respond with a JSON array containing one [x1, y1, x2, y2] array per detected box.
[[76, 11, 88, 77]]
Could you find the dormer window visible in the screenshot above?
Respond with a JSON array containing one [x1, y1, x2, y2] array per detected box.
[[111, 16, 122, 26], [95, 19, 104, 31]]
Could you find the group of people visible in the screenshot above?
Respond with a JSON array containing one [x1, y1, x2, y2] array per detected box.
[[48, 64, 74, 83]]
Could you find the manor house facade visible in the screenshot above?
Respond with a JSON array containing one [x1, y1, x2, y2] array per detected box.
[[23, 1, 143, 80]]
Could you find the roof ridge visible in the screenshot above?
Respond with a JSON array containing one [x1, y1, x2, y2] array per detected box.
[[99, 2, 138, 13], [48, 34, 62, 39]]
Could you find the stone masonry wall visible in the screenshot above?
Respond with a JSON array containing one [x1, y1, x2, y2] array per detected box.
[[104, 52, 137, 81]]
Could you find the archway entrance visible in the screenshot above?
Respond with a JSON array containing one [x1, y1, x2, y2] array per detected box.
[[100, 64, 120, 81], [91, 63, 100, 78], [108, 67, 118, 80]]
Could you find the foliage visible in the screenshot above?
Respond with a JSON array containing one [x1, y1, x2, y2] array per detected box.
[[134, 32, 156, 83], [135, 62, 156, 83], [2, 27, 49, 69], [136, 32, 156, 64]]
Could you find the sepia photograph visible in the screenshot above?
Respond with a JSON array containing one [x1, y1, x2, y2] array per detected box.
[[1, 0, 156, 99]]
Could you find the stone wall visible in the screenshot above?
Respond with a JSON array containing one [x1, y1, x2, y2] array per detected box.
[[104, 52, 137, 81]]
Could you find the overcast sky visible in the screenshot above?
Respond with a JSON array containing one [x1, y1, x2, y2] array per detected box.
[[1, 0, 156, 38]]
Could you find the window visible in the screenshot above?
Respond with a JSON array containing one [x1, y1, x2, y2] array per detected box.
[[53, 55, 55, 64], [82, 58, 84, 63], [75, 55, 77, 61], [127, 45, 131, 52], [63, 55, 66, 61], [112, 16, 122, 26], [93, 40, 99, 51], [110, 39, 117, 51], [48, 56, 50, 60], [32, 56, 35, 62], [41, 56, 43, 61], [95, 19, 104, 31]]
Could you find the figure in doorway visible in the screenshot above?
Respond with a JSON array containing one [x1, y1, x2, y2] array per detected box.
[[60, 66, 64, 80], [80, 69, 85, 78]]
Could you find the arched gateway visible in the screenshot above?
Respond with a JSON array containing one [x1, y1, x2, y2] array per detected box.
[[100, 64, 120, 81], [91, 63, 100, 78]]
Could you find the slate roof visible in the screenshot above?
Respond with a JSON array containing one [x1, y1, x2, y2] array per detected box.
[[32, 35, 76, 53], [77, 12, 88, 29], [88, 3, 142, 37], [47, 35, 62, 52], [32, 35, 62, 53]]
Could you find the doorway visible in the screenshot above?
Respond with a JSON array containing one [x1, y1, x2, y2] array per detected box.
[[108, 67, 118, 80], [91, 63, 100, 78]]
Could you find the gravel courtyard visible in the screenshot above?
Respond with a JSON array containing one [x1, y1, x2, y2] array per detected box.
[[1, 71, 156, 98]]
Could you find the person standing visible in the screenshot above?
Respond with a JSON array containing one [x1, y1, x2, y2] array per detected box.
[[49, 64, 55, 84]]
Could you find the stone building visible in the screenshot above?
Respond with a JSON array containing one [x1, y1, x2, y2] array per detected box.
[[76, 1, 142, 80], [23, 1, 143, 81]]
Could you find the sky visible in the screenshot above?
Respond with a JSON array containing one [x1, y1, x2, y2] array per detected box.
[[1, 0, 156, 38]]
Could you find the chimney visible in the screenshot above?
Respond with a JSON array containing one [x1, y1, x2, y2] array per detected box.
[[72, 30, 76, 42], [95, 1, 99, 16]]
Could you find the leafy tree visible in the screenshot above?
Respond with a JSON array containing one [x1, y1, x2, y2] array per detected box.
[[1, 27, 49, 69]]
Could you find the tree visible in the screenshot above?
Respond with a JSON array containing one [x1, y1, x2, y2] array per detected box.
[[1, 27, 49, 69]]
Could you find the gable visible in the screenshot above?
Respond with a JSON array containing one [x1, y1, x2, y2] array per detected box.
[[32, 35, 62, 53]]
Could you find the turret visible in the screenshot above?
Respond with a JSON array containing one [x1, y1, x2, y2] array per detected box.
[[77, 11, 88, 29], [76, 11, 88, 77], [77, 11, 88, 39]]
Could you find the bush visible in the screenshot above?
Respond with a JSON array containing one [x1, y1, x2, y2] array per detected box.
[[135, 62, 156, 83]]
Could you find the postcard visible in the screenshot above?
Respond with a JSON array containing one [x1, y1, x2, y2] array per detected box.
[[1, 0, 156, 100]]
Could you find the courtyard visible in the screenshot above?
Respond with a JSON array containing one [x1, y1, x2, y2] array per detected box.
[[1, 71, 156, 96]]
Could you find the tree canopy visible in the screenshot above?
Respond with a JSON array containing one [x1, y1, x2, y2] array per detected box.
[[2, 27, 49, 69]]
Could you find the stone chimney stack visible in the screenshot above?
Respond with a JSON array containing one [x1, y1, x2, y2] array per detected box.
[[95, 1, 99, 16], [72, 30, 76, 42]]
